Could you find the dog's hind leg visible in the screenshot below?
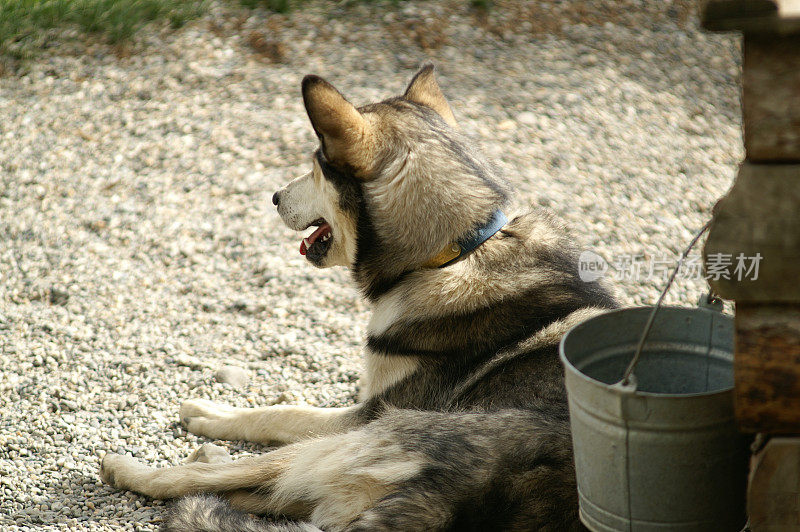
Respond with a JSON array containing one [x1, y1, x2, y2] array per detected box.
[[99, 446, 301, 504], [103, 408, 581, 530], [101, 421, 426, 528], [179, 400, 362, 444]]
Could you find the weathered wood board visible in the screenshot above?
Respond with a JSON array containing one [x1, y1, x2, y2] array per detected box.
[[703, 0, 800, 34], [743, 35, 800, 161], [748, 437, 800, 531], [735, 304, 800, 432], [704, 163, 800, 301]]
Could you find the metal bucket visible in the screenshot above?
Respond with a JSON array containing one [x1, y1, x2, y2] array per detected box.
[[560, 306, 748, 532]]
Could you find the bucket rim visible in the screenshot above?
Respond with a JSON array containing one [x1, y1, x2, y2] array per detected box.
[[559, 305, 734, 398]]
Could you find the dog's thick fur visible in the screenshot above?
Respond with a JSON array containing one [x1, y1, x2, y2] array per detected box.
[[100, 64, 617, 531]]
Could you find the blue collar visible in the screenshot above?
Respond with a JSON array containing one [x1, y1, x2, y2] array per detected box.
[[424, 209, 508, 268]]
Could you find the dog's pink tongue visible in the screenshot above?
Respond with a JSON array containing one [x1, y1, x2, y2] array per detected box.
[[299, 223, 331, 256]]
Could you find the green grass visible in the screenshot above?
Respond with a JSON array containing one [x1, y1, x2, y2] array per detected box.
[[0, 0, 207, 60], [470, 0, 491, 9], [0, 0, 494, 66], [238, 0, 291, 13]]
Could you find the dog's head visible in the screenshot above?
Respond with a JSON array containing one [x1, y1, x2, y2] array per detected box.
[[274, 64, 509, 299]]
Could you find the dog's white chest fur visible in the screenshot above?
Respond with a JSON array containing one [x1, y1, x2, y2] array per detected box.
[[360, 293, 419, 400]]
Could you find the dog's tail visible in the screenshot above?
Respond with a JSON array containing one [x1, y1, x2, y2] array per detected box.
[[161, 494, 321, 532]]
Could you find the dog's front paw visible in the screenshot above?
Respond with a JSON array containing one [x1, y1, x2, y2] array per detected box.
[[180, 399, 237, 439], [100, 453, 152, 492]]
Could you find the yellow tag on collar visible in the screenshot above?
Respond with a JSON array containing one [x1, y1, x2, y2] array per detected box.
[[422, 209, 508, 269], [423, 242, 462, 268]]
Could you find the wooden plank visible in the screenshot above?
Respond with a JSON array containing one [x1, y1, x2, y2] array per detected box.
[[704, 0, 778, 23], [744, 35, 800, 161], [749, 437, 800, 531], [703, 0, 800, 33], [704, 163, 800, 301], [735, 304, 800, 432]]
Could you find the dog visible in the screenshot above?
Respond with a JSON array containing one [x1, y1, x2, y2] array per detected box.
[[100, 63, 618, 531]]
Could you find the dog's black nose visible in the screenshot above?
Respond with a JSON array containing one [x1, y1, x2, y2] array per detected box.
[[272, 191, 280, 206]]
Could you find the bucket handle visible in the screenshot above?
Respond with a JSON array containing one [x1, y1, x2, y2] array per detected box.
[[617, 220, 717, 387]]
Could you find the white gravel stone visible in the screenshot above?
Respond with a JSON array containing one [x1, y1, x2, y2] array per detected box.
[[215, 365, 250, 389], [0, 1, 741, 529], [186, 443, 232, 464]]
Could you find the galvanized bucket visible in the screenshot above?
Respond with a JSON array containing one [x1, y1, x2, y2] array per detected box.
[[560, 305, 748, 532]]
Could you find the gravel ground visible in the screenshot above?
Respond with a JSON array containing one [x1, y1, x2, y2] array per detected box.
[[0, 1, 742, 529]]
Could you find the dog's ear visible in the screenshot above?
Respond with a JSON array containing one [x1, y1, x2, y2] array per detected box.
[[302, 75, 372, 173], [404, 63, 457, 128]]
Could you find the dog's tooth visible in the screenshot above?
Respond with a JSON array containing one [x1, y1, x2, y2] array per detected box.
[[303, 238, 311, 248]]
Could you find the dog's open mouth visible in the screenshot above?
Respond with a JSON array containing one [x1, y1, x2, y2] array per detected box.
[[300, 218, 333, 259]]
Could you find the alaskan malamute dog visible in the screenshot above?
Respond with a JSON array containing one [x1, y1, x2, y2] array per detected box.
[[101, 64, 617, 531]]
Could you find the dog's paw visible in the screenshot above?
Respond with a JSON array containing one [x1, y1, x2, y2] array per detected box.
[[100, 453, 150, 491], [180, 399, 236, 439], [99, 453, 118, 486]]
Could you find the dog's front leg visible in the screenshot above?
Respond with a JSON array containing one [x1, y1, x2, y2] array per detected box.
[[180, 400, 360, 444]]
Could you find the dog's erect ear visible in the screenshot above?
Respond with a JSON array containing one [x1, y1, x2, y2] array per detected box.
[[403, 63, 457, 128], [302, 75, 370, 170]]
